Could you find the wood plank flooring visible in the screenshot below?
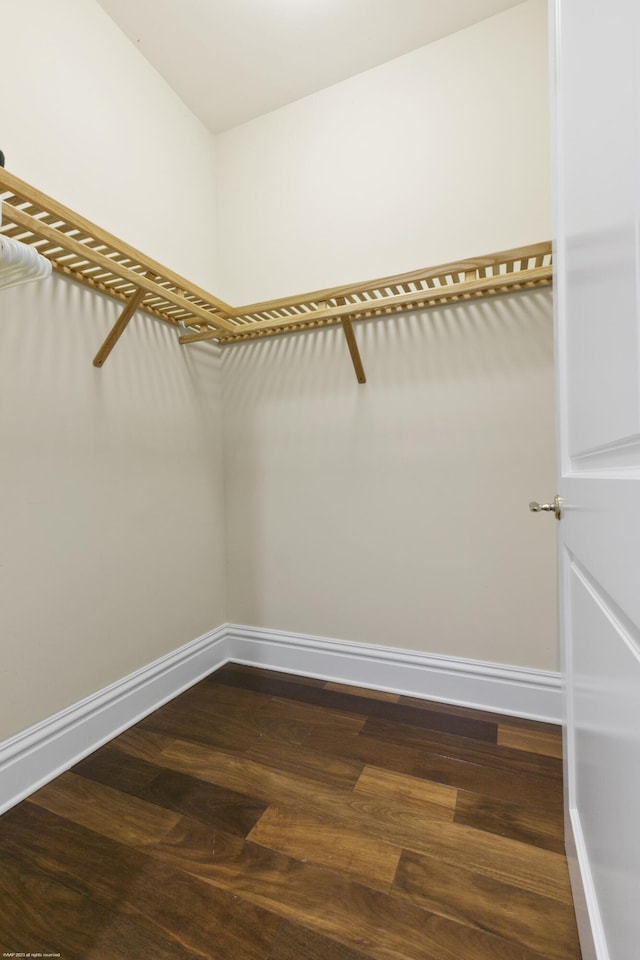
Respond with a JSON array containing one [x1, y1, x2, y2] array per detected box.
[[0, 663, 581, 960]]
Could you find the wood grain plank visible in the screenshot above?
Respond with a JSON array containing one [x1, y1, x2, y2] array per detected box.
[[28, 772, 181, 847], [148, 817, 554, 960], [393, 851, 580, 960], [245, 738, 365, 789], [267, 921, 375, 960], [248, 805, 402, 893], [354, 765, 458, 814], [165, 677, 275, 716], [396, 696, 562, 736], [137, 696, 311, 751], [261, 695, 368, 734], [139, 768, 268, 836], [371, 805, 570, 903], [114, 723, 563, 853], [454, 791, 565, 855], [166, 677, 368, 738], [113, 729, 332, 801], [108, 725, 174, 763], [71, 744, 163, 793], [0, 664, 579, 960], [0, 848, 203, 960], [352, 767, 570, 899], [114, 729, 332, 804], [498, 723, 564, 758], [324, 682, 400, 703], [213, 667, 498, 741], [0, 802, 283, 960], [361, 716, 563, 782], [370, 704, 497, 743], [305, 727, 563, 812], [178, 676, 369, 737], [115, 733, 456, 852], [211, 666, 355, 700]]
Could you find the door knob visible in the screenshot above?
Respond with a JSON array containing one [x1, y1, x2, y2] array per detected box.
[[529, 495, 561, 520]]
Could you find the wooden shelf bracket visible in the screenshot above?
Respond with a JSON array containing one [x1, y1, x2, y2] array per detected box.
[[93, 276, 150, 367], [0, 168, 553, 378], [334, 297, 366, 384]]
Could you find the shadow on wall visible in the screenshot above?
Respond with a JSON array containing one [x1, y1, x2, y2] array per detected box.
[[219, 287, 558, 670], [2, 272, 217, 424], [221, 287, 554, 407], [0, 272, 226, 741]]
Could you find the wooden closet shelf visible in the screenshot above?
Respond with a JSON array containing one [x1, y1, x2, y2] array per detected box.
[[0, 168, 234, 334], [208, 245, 553, 345], [0, 169, 552, 378]]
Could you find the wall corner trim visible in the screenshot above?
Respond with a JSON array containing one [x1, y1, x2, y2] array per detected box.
[[0, 622, 562, 815]]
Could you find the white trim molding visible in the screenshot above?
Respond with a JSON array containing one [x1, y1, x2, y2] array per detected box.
[[0, 622, 562, 815], [0, 626, 230, 815], [565, 807, 609, 960], [226, 624, 563, 723]]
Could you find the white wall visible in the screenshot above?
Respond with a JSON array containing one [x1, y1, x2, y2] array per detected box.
[[223, 288, 557, 671], [218, 0, 557, 670], [2, 0, 218, 292], [0, 0, 556, 746], [215, 0, 550, 304], [0, 277, 226, 742], [0, 0, 225, 742]]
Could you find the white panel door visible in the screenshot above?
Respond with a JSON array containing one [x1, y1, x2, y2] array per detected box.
[[552, 2, 640, 959]]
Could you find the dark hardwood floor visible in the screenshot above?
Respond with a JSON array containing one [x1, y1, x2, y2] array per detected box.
[[0, 663, 581, 959]]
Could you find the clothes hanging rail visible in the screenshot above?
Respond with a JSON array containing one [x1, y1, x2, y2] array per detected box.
[[0, 168, 552, 381]]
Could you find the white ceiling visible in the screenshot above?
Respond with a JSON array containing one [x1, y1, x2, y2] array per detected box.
[[97, 0, 524, 133]]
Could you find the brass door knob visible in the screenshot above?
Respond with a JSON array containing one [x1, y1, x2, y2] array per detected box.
[[529, 495, 561, 520]]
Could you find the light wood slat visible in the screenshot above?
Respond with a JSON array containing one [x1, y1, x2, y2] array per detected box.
[[181, 265, 553, 344], [224, 264, 551, 337], [230, 241, 551, 317], [3, 204, 236, 333], [51, 259, 180, 324], [0, 167, 233, 316], [219, 278, 552, 344], [0, 169, 553, 363]]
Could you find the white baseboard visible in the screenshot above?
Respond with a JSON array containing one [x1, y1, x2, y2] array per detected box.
[[0, 622, 562, 815], [226, 624, 563, 723], [0, 626, 230, 815]]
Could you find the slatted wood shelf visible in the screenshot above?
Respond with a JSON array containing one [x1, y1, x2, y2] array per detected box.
[[0, 168, 235, 335], [190, 242, 552, 345], [0, 168, 552, 377]]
